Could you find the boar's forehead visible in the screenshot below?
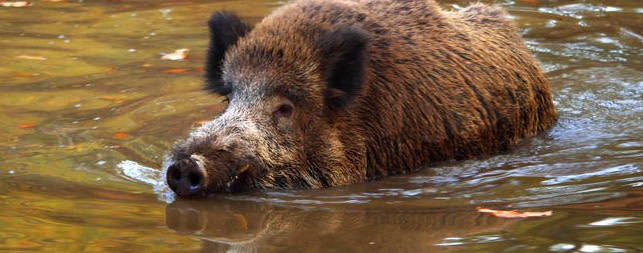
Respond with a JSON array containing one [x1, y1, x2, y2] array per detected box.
[[222, 41, 324, 105]]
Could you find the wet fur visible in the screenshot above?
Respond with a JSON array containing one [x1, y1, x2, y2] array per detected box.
[[176, 0, 557, 192]]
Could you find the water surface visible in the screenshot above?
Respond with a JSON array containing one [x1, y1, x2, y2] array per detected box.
[[0, 0, 641, 252]]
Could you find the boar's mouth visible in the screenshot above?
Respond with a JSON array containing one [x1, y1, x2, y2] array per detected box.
[[201, 161, 261, 195], [220, 163, 253, 193]]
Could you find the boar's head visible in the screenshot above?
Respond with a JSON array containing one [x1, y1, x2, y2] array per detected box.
[[166, 12, 369, 197]]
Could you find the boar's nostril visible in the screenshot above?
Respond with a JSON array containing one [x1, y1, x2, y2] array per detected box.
[[189, 171, 202, 188], [166, 158, 206, 197], [171, 167, 181, 181]]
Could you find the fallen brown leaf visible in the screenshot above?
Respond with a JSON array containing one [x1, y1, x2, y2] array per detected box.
[[476, 207, 553, 218]]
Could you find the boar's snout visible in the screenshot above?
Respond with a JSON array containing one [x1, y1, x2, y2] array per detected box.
[[167, 157, 206, 197]]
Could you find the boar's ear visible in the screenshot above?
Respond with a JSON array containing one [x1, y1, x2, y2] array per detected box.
[[317, 26, 369, 111], [205, 12, 251, 94]]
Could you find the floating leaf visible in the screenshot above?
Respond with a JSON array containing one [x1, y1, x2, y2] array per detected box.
[[17, 55, 47, 61], [99, 96, 126, 105], [113, 132, 129, 139], [17, 123, 37, 129], [163, 68, 189, 73], [194, 120, 210, 126], [476, 207, 553, 218], [208, 104, 226, 112], [161, 48, 189, 61], [1, 1, 33, 7], [15, 73, 36, 77]]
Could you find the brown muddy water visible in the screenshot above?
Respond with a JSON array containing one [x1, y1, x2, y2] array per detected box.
[[0, 0, 641, 252]]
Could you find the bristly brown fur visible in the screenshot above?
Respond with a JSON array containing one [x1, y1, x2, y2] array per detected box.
[[172, 0, 557, 194]]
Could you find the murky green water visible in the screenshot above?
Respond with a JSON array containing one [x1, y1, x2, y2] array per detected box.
[[1, 0, 641, 252]]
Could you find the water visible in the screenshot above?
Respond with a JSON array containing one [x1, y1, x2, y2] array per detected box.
[[0, 0, 641, 252]]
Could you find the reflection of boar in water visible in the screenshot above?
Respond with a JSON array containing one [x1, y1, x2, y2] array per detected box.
[[166, 0, 557, 197], [165, 200, 516, 252]]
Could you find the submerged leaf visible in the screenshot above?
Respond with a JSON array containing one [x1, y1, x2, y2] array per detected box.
[[233, 213, 249, 230], [476, 207, 553, 218]]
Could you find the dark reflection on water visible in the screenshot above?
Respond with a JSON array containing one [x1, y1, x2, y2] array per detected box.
[[0, 0, 642, 252], [163, 189, 643, 253], [165, 199, 516, 253]]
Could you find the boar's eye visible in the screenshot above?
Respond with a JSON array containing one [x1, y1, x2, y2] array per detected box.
[[273, 103, 293, 119]]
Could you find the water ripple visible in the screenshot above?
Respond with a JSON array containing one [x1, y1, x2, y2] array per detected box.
[[116, 160, 174, 203], [541, 164, 641, 185]]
